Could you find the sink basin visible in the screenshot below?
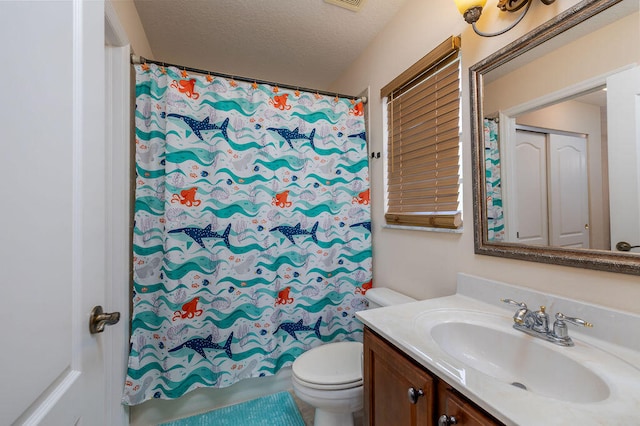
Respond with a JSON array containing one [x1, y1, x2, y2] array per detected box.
[[429, 320, 610, 403]]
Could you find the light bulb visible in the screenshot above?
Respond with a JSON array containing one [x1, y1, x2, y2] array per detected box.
[[454, 0, 487, 15]]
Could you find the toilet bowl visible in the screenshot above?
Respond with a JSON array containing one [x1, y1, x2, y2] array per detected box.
[[292, 341, 363, 426], [291, 288, 416, 426]]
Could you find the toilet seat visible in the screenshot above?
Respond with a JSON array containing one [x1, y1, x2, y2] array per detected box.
[[292, 341, 363, 390]]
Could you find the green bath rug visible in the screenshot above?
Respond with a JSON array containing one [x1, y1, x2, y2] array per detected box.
[[159, 391, 305, 426]]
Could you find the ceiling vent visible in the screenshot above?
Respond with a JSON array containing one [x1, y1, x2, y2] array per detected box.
[[324, 0, 368, 12]]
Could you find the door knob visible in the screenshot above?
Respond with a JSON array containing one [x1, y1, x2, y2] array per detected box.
[[616, 241, 640, 252], [89, 305, 121, 334]]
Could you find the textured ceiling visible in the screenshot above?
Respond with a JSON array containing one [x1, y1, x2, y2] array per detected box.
[[134, 0, 409, 92]]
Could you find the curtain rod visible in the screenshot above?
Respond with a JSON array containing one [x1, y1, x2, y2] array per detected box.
[[130, 55, 366, 103]]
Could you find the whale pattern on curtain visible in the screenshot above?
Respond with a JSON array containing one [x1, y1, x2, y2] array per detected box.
[[122, 64, 371, 405]]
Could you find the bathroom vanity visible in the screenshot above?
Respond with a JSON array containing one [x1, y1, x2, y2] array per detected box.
[[364, 327, 500, 425], [357, 274, 640, 425]]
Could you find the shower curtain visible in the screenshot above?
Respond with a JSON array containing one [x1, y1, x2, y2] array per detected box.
[[484, 118, 504, 241], [123, 64, 371, 405]]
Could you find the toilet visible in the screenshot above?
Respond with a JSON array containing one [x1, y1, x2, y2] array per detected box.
[[292, 287, 416, 426]]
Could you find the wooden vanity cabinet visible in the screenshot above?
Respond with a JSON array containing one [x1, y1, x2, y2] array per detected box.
[[363, 327, 502, 426], [364, 326, 435, 425], [437, 382, 501, 426]]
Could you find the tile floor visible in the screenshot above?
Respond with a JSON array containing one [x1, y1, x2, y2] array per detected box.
[[290, 391, 364, 426]]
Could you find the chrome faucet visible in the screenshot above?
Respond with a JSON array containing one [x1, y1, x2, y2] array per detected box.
[[501, 299, 593, 347]]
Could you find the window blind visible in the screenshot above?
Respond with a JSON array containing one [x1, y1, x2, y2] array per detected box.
[[382, 36, 462, 229]]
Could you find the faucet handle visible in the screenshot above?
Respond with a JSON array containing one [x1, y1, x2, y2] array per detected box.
[[552, 312, 593, 344], [555, 312, 594, 328], [501, 299, 529, 325], [501, 298, 527, 308]]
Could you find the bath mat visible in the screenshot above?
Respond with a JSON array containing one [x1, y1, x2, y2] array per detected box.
[[159, 391, 305, 426]]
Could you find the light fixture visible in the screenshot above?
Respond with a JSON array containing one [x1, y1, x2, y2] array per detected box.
[[455, 0, 556, 37]]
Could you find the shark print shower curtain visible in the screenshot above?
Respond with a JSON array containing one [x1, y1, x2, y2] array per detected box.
[[484, 118, 504, 241], [122, 64, 371, 405]]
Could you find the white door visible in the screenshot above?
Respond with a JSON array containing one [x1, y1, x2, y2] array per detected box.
[[607, 66, 640, 252], [511, 130, 549, 245], [548, 134, 590, 248], [0, 1, 121, 424]]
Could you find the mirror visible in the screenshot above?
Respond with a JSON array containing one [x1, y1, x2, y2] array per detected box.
[[470, 0, 640, 275]]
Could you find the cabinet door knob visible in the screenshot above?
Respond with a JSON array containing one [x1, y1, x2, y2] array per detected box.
[[438, 414, 458, 426], [407, 387, 424, 404]]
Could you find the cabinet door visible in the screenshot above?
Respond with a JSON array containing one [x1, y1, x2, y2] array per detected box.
[[364, 328, 435, 426], [437, 382, 501, 426]]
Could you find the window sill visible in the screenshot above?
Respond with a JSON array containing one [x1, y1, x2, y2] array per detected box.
[[381, 224, 464, 234]]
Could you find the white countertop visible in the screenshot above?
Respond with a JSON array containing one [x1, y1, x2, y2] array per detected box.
[[356, 274, 640, 425]]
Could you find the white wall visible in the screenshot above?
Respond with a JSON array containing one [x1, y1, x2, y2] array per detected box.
[[330, 0, 640, 313]]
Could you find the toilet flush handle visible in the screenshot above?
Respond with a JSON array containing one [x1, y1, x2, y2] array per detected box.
[[407, 387, 424, 404]]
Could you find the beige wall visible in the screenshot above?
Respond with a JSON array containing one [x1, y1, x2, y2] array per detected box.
[[330, 0, 640, 313], [109, 0, 154, 58], [482, 12, 638, 115]]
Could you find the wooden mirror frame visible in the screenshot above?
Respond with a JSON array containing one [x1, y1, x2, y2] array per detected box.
[[470, 0, 640, 276]]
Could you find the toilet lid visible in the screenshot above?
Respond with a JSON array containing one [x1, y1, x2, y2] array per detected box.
[[292, 341, 363, 387]]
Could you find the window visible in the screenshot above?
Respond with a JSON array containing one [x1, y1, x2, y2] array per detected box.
[[382, 36, 462, 229]]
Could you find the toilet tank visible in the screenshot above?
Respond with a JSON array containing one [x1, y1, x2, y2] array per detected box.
[[364, 287, 416, 309]]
